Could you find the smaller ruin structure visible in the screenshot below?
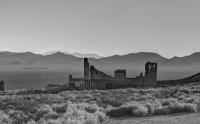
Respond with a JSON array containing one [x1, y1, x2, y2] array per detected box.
[[68, 75, 84, 89], [0, 80, 5, 91]]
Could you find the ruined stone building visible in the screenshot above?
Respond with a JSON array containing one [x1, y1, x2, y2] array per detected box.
[[0, 80, 4, 91], [84, 58, 157, 90], [69, 58, 157, 90]]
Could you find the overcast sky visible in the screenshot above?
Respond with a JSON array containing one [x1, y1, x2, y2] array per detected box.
[[0, 0, 200, 58]]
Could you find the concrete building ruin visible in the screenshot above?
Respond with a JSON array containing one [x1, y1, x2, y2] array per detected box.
[[69, 58, 157, 90]]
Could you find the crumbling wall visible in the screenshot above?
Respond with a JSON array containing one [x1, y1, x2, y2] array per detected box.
[[131, 77, 145, 86]]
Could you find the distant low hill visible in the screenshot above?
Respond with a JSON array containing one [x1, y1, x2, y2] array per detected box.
[[1, 51, 200, 67], [184, 72, 200, 80], [158, 72, 200, 86]]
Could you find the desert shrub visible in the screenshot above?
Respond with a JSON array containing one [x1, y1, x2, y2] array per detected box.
[[0, 111, 12, 124], [106, 106, 132, 117], [159, 87, 178, 98], [184, 103, 197, 112], [152, 100, 161, 108], [44, 111, 60, 120], [178, 94, 186, 101], [61, 102, 106, 124], [162, 106, 170, 114], [152, 102, 197, 115], [161, 99, 171, 106], [152, 106, 169, 115], [84, 115, 98, 124], [132, 106, 148, 117], [168, 102, 185, 113], [27, 119, 37, 124], [34, 104, 54, 121], [179, 89, 190, 94], [145, 102, 153, 114], [94, 111, 107, 123], [167, 102, 196, 114], [193, 99, 200, 105], [191, 89, 200, 94], [84, 104, 99, 113], [152, 107, 163, 115], [101, 98, 123, 107], [184, 97, 195, 103], [9, 110, 29, 123], [51, 103, 68, 114], [106, 103, 148, 117]]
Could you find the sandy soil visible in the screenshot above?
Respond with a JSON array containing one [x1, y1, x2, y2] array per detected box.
[[103, 112, 200, 124]]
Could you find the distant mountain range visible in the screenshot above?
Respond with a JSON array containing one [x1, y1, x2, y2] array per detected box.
[[43, 51, 104, 59], [1, 51, 200, 66]]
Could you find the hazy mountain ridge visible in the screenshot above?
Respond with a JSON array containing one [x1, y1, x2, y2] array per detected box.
[[90, 52, 165, 65], [1, 51, 200, 66], [43, 51, 104, 59], [28, 52, 82, 64]]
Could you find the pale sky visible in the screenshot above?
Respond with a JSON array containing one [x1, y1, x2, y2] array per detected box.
[[0, 0, 200, 58]]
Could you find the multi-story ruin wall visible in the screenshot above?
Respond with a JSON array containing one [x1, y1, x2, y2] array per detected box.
[[144, 61, 157, 87], [0, 80, 4, 91], [79, 58, 157, 90]]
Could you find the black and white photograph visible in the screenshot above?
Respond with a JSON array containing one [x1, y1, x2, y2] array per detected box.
[[0, 0, 200, 124]]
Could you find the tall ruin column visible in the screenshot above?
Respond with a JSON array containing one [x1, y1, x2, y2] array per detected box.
[[84, 58, 91, 90]]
